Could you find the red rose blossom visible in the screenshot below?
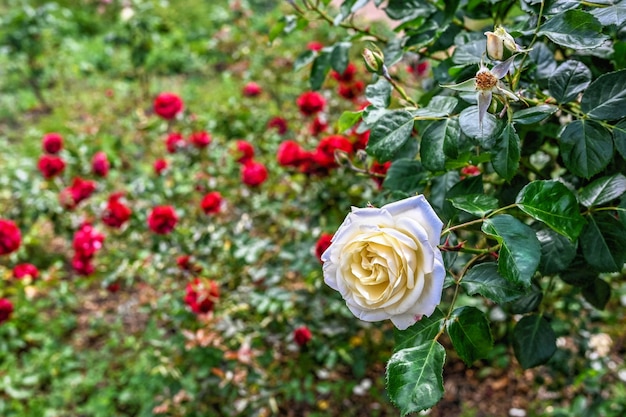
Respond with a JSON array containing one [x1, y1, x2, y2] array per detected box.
[[331, 63, 357, 83], [0, 219, 21, 256], [370, 161, 391, 188], [91, 151, 110, 177], [267, 116, 288, 135], [242, 82, 262, 97], [154, 159, 168, 175], [309, 116, 328, 136], [461, 165, 481, 179], [42, 133, 63, 154], [315, 233, 333, 262], [296, 91, 326, 116], [352, 129, 370, 151], [241, 160, 268, 187], [337, 81, 365, 101], [72, 255, 95, 276], [38, 155, 66, 179], [153, 92, 184, 120], [306, 41, 323, 52], [166, 132, 185, 153], [232, 140, 255, 164], [184, 278, 219, 314], [102, 194, 132, 228], [201, 191, 222, 215], [189, 131, 211, 148], [277, 140, 306, 167], [73, 223, 105, 259], [293, 326, 312, 347], [13, 263, 39, 280], [147, 205, 178, 234], [0, 298, 14, 324], [68, 177, 97, 206], [313, 135, 353, 168]]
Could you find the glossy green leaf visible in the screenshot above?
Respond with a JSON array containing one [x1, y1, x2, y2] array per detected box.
[[330, 42, 351, 75], [365, 78, 392, 108], [590, 4, 626, 27], [560, 252, 598, 287], [559, 119, 614, 179], [580, 213, 626, 273], [507, 283, 543, 314], [442, 174, 484, 221], [614, 119, 626, 160], [582, 278, 611, 310], [294, 49, 316, 71], [581, 69, 626, 120], [420, 118, 460, 171], [516, 180, 585, 241], [309, 51, 331, 91], [413, 96, 459, 118], [461, 262, 526, 303], [448, 194, 498, 218], [382, 159, 427, 194], [492, 123, 520, 182], [530, 43, 558, 80], [337, 110, 362, 133], [538, 10, 608, 50], [447, 307, 493, 366], [385, 0, 436, 22], [512, 105, 558, 125], [536, 227, 577, 274], [366, 110, 415, 162], [482, 215, 541, 287], [394, 308, 445, 352], [386, 341, 445, 415], [459, 106, 504, 149], [548, 61, 592, 104], [579, 174, 626, 208], [513, 315, 557, 369]]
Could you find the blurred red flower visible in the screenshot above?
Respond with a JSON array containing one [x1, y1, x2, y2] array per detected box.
[[13, 263, 39, 280], [0, 298, 14, 324], [241, 160, 268, 187], [166, 132, 185, 153], [267, 116, 288, 135], [277, 140, 306, 167], [92, 151, 110, 177], [232, 140, 255, 164], [296, 91, 326, 116], [315, 233, 333, 262], [306, 41, 323, 52], [189, 131, 211, 148], [242, 82, 262, 97], [0, 219, 21, 256], [154, 159, 168, 175], [38, 155, 66, 179], [313, 135, 353, 168], [293, 326, 312, 346], [153, 92, 183, 120], [331, 63, 357, 83], [201, 191, 223, 215], [42, 133, 63, 154], [102, 194, 132, 228], [147, 205, 178, 234], [185, 278, 219, 314]]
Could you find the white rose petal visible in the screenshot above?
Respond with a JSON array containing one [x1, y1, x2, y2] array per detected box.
[[322, 195, 445, 330]]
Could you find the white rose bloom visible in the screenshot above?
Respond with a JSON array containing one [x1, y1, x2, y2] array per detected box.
[[321, 195, 445, 330]]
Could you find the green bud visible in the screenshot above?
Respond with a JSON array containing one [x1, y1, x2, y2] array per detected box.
[[362, 46, 385, 75]]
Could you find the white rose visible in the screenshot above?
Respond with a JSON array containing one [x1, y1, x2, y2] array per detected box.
[[321, 195, 445, 330]]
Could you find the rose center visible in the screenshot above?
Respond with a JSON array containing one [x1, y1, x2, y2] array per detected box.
[[475, 71, 498, 90]]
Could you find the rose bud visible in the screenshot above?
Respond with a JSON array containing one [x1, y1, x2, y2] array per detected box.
[[38, 155, 66, 179], [362, 46, 386, 76], [0, 218, 21, 256], [189, 131, 211, 148], [200, 191, 223, 215], [147, 205, 178, 234], [242, 82, 262, 97], [293, 326, 312, 347], [241, 160, 268, 187], [153, 92, 184, 120], [484, 26, 522, 61], [13, 263, 39, 281], [42, 133, 63, 154], [296, 91, 326, 117], [0, 298, 14, 324], [91, 151, 110, 177]]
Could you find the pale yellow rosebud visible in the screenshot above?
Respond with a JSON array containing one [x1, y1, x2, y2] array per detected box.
[[485, 26, 519, 61], [362, 46, 385, 75]]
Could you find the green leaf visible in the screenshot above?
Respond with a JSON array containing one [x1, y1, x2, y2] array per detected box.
[[492, 123, 520, 182], [309, 51, 331, 91], [579, 174, 626, 208], [516, 180, 586, 241], [582, 278, 611, 310], [461, 262, 526, 304], [548, 61, 592, 104], [294, 49, 316, 71], [330, 41, 351, 74], [394, 308, 445, 352], [560, 252, 598, 287], [420, 118, 460, 171], [337, 110, 362, 133], [507, 282, 543, 314], [413, 96, 459, 118], [513, 315, 557, 369], [536, 227, 577, 274], [365, 78, 392, 108], [512, 105, 558, 125], [482, 215, 542, 287], [580, 213, 626, 272], [581, 69, 626, 121], [366, 110, 415, 162], [590, 4, 626, 28], [448, 194, 498, 218], [459, 106, 504, 149], [614, 119, 626, 160], [559, 119, 614, 179], [382, 159, 427, 194], [385, 0, 436, 23], [447, 307, 493, 366], [386, 341, 445, 415], [442, 174, 484, 221], [538, 10, 608, 50]]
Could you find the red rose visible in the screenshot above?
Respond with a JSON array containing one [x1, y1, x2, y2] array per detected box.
[[91, 151, 110, 177], [306, 41, 323, 51], [42, 133, 63, 154], [337, 81, 365, 101], [38, 155, 66, 179], [296, 91, 326, 116], [331, 63, 357, 83], [153, 92, 184, 120], [166, 132, 185, 153], [106, 282, 120, 293], [73, 223, 105, 259], [370, 161, 391, 188], [68, 177, 97, 206], [461, 165, 481, 179], [315, 233, 333, 262], [147, 205, 178, 234], [59, 188, 76, 210], [0, 219, 21, 256], [309, 116, 328, 136], [102, 194, 132, 228], [72, 254, 95, 276], [189, 131, 211, 148], [241, 160, 268, 187], [313, 135, 353, 168], [184, 278, 219, 314], [242, 82, 262, 97], [154, 159, 168, 175], [277, 140, 306, 167], [407, 60, 429, 77], [0, 298, 14, 324], [293, 326, 312, 347], [267, 116, 288, 135], [201, 191, 222, 215], [13, 263, 39, 280], [232, 140, 255, 164], [352, 129, 370, 151]]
